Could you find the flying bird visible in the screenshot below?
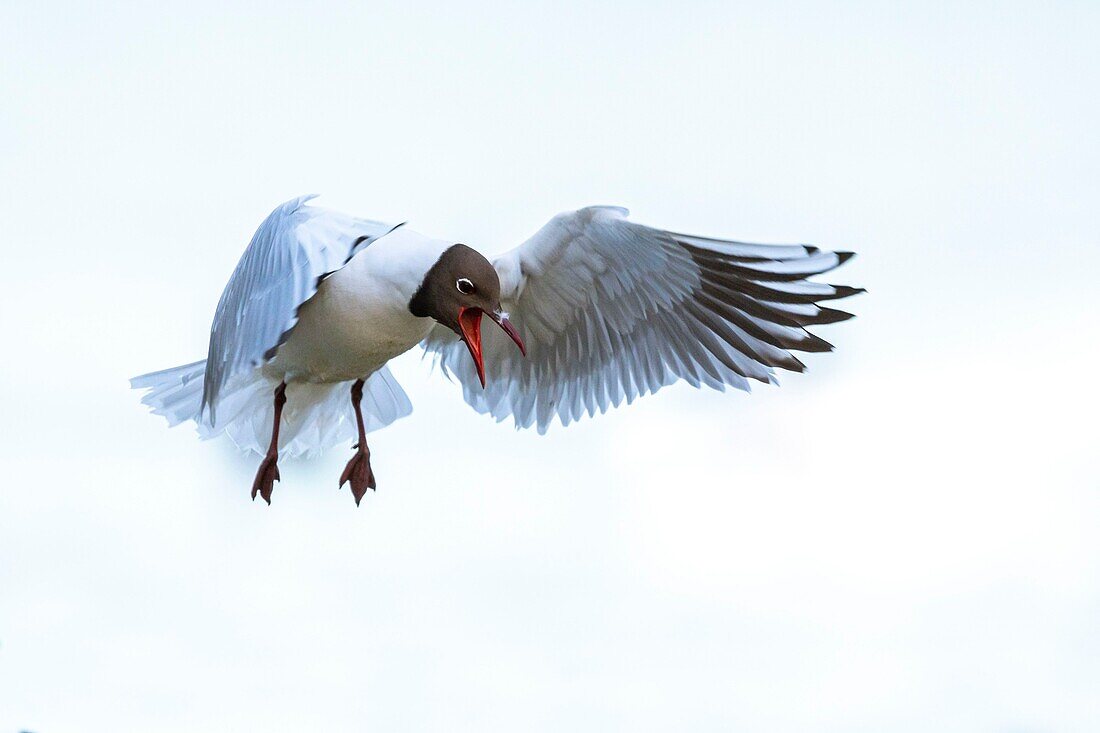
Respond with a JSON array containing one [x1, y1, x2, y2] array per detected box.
[[131, 196, 862, 505]]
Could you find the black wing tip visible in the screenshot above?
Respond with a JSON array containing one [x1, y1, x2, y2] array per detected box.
[[794, 334, 835, 353], [826, 285, 866, 300], [817, 307, 857, 324]]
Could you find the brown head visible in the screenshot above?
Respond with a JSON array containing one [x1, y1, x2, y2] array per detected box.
[[409, 243, 526, 386]]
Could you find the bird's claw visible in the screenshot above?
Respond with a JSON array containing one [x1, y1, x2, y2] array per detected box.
[[251, 452, 280, 505], [339, 448, 376, 506]]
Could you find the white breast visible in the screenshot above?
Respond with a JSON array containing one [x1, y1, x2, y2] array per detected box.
[[266, 228, 451, 384]]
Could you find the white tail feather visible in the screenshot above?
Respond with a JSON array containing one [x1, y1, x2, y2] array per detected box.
[[130, 361, 412, 458]]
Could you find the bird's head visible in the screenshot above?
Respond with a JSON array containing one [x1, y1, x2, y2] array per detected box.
[[409, 243, 526, 387]]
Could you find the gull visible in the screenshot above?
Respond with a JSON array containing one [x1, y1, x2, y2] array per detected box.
[[131, 196, 862, 505]]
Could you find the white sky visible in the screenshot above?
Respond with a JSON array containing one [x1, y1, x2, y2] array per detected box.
[[1, 1, 1098, 731]]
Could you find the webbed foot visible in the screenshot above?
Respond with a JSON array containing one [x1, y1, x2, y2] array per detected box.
[[339, 448, 376, 506]]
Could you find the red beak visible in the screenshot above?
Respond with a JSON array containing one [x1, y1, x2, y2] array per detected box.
[[457, 307, 527, 388], [457, 307, 486, 387]]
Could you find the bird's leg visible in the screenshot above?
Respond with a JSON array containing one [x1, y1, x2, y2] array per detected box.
[[339, 378, 376, 505], [251, 382, 287, 505]]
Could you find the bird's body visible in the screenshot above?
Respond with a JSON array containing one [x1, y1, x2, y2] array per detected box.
[[266, 227, 447, 384], [132, 196, 863, 505]]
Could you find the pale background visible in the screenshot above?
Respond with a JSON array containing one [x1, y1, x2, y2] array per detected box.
[[1, 1, 1098, 731]]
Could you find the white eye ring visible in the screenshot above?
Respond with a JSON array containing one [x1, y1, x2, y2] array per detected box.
[[456, 278, 475, 294]]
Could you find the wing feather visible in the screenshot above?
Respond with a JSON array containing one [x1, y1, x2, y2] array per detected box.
[[202, 195, 395, 424], [422, 207, 862, 432]]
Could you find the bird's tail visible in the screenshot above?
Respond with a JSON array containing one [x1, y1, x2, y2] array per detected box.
[[130, 359, 208, 427], [130, 361, 412, 458]]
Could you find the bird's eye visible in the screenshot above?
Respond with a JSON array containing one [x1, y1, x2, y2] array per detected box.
[[456, 278, 476, 295]]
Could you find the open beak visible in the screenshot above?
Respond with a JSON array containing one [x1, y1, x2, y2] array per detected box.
[[456, 307, 527, 388]]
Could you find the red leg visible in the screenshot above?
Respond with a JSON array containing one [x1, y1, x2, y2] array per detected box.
[[251, 382, 287, 504], [339, 378, 376, 505]]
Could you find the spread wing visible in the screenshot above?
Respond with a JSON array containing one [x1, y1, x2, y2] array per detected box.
[[421, 206, 862, 433], [202, 195, 396, 424]]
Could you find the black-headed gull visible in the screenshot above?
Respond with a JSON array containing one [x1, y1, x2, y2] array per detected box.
[[132, 196, 862, 505]]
